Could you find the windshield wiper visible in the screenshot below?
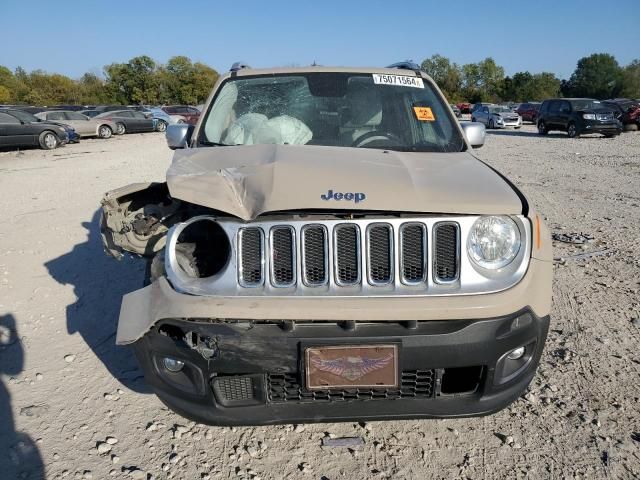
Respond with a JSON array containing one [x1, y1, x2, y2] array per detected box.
[[200, 140, 236, 147]]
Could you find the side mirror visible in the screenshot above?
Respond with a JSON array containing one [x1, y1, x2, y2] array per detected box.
[[461, 122, 486, 149], [166, 123, 194, 150]]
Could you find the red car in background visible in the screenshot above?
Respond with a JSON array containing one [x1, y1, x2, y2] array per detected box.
[[516, 102, 541, 123], [162, 105, 201, 125], [456, 102, 471, 114], [602, 99, 640, 131]]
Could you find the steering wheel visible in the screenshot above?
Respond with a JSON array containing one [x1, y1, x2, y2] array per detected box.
[[351, 130, 404, 148]]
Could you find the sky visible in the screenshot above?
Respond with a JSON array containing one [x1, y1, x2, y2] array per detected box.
[[1, 0, 638, 80]]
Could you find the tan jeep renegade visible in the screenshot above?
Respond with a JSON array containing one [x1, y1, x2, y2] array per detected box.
[[101, 62, 552, 425]]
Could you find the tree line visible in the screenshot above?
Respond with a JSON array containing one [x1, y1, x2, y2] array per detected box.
[[421, 53, 639, 103], [0, 55, 219, 106], [0, 52, 638, 107]]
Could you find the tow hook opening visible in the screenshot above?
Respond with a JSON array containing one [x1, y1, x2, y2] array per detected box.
[[158, 324, 219, 360]]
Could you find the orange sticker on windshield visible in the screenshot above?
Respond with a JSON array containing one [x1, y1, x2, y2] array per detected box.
[[413, 107, 435, 121]]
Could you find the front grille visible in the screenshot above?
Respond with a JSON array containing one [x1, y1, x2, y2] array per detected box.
[[268, 370, 435, 403], [334, 225, 360, 285], [270, 227, 295, 286], [433, 223, 459, 282], [238, 228, 263, 286], [235, 219, 466, 291], [367, 224, 393, 284], [215, 376, 254, 401], [400, 223, 426, 284], [301, 226, 328, 286], [596, 113, 613, 121]]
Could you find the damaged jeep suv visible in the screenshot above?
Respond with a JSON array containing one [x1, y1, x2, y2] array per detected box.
[[101, 63, 552, 425]]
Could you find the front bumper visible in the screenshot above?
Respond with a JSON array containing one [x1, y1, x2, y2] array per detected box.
[[580, 120, 622, 134], [132, 309, 549, 425]]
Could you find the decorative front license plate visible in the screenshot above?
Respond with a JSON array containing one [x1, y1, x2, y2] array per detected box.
[[305, 345, 398, 390]]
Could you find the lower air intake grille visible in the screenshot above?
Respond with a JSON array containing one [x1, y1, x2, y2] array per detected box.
[[215, 376, 253, 401], [270, 227, 295, 286], [335, 225, 360, 285], [268, 370, 435, 403], [433, 223, 459, 282], [239, 228, 263, 286]]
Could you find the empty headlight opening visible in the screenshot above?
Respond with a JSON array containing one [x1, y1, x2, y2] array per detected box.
[[175, 219, 230, 278]]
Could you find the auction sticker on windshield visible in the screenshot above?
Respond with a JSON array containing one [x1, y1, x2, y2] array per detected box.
[[373, 74, 424, 88]]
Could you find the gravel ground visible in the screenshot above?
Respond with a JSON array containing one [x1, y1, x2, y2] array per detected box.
[[0, 126, 639, 480]]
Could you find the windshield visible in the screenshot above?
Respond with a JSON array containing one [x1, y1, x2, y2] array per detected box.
[[570, 100, 605, 111], [489, 106, 512, 113], [10, 109, 39, 123], [200, 73, 465, 152]]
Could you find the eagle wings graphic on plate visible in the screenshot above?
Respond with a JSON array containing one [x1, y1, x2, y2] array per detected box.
[[310, 354, 394, 381]]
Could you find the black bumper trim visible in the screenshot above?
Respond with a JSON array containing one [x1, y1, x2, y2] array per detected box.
[[132, 308, 549, 425]]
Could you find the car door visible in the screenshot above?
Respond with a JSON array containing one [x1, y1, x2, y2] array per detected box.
[[114, 111, 135, 131], [131, 111, 154, 131], [546, 101, 561, 128], [64, 112, 94, 135], [0, 112, 32, 147], [478, 106, 490, 125], [558, 101, 572, 129]]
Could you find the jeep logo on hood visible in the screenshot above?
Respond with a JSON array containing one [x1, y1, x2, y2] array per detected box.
[[321, 189, 366, 203]]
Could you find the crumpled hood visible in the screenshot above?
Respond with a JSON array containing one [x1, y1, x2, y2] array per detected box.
[[166, 144, 523, 220]]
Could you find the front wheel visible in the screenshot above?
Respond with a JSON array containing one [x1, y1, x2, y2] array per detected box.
[[488, 119, 495, 129], [156, 120, 167, 132], [471, 117, 476, 123], [567, 122, 579, 138], [537, 121, 548, 135], [39, 131, 59, 150], [98, 125, 113, 139], [115, 122, 126, 135]]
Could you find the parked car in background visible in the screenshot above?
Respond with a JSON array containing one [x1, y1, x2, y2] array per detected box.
[[602, 99, 640, 132], [35, 111, 117, 138], [0, 108, 70, 149], [81, 110, 101, 118], [162, 105, 201, 125], [472, 104, 522, 129], [456, 102, 471, 114], [94, 110, 156, 134], [130, 106, 185, 132], [450, 104, 462, 118], [516, 102, 541, 123], [537, 99, 621, 138], [470, 102, 493, 116]]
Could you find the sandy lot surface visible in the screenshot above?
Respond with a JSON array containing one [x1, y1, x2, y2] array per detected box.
[[0, 126, 639, 480]]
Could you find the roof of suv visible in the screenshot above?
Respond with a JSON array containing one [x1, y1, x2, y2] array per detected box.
[[220, 65, 427, 80]]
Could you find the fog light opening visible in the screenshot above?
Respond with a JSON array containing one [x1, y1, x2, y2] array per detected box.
[[506, 346, 526, 360], [163, 357, 185, 372]]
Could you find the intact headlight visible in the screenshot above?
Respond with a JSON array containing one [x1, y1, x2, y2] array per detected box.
[[467, 216, 520, 270], [583, 113, 596, 120]]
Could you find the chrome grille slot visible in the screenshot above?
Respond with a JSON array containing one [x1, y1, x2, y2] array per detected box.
[[433, 222, 460, 283], [334, 224, 361, 285], [238, 227, 264, 286], [367, 224, 393, 285], [301, 225, 328, 286], [270, 226, 295, 287], [400, 223, 427, 284]]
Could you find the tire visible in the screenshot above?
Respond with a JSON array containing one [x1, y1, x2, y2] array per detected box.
[[98, 125, 113, 139], [471, 117, 476, 123], [567, 122, 579, 138], [537, 120, 548, 135], [489, 119, 495, 129], [38, 131, 59, 150], [156, 120, 167, 132], [115, 122, 126, 135], [623, 123, 638, 132]]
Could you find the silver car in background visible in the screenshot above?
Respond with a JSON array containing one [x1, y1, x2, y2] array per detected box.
[[35, 111, 118, 138], [472, 105, 522, 129]]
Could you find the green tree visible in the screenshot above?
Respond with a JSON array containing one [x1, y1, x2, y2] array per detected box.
[[105, 55, 160, 104], [567, 53, 622, 99], [619, 59, 640, 99], [0, 85, 11, 103], [503, 71, 561, 101], [420, 54, 461, 100]]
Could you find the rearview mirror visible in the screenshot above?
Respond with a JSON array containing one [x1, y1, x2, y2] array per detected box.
[[460, 122, 486, 149], [166, 123, 194, 150]]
